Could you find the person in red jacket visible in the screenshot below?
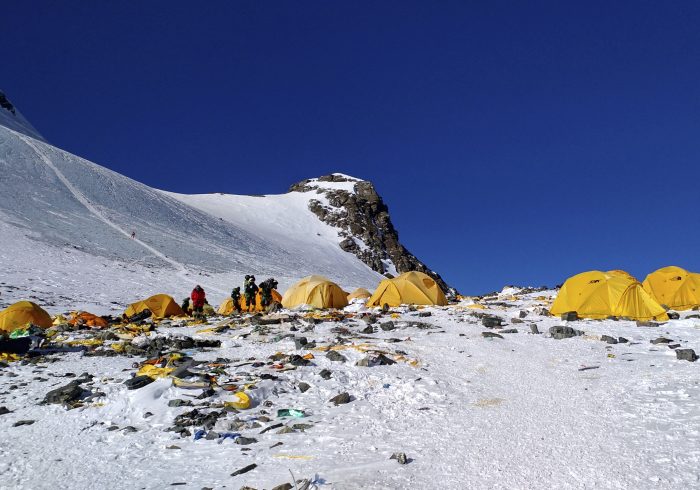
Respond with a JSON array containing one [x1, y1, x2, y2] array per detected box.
[[190, 285, 206, 316]]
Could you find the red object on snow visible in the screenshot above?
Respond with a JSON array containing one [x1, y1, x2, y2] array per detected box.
[[191, 287, 206, 308]]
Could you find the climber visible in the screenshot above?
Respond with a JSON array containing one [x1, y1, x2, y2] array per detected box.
[[190, 285, 206, 316], [181, 297, 191, 314], [243, 275, 259, 312], [230, 287, 242, 314], [259, 278, 278, 309]]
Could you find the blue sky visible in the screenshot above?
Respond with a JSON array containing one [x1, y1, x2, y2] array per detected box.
[[5, 1, 700, 294]]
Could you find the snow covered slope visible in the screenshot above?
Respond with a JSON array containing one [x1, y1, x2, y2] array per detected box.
[[0, 107, 392, 311]]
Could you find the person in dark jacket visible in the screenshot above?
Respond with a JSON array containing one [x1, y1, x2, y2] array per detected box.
[[190, 285, 206, 316], [243, 275, 259, 312], [259, 278, 278, 309], [230, 287, 242, 314]]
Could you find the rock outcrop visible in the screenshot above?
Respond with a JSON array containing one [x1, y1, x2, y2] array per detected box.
[[289, 173, 454, 294]]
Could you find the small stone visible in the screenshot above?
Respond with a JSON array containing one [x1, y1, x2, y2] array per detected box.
[[124, 375, 155, 390], [294, 337, 308, 350], [390, 452, 409, 464], [329, 392, 351, 405], [499, 329, 518, 334], [298, 382, 311, 393], [667, 312, 680, 320], [230, 463, 257, 476], [549, 326, 583, 340], [361, 325, 374, 334], [601, 335, 618, 344], [0, 407, 11, 415], [481, 316, 503, 328], [636, 321, 658, 327], [276, 426, 295, 434], [288, 355, 311, 367], [418, 311, 432, 317], [650, 337, 673, 345], [13, 420, 35, 427], [676, 349, 698, 362], [168, 399, 193, 407], [166, 445, 181, 450], [123, 426, 138, 433], [519, 310, 528, 319], [271, 484, 293, 490], [560, 311, 579, 321], [319, 369, 332, 380], [510, 318, 523, 324], [291, 423, 313, 431], [482, 332, 503, 339], [326, 351, 347, 363], [380, 321, 395, 331], [205, 430, 219, 440], [618, 337, 629, 343], [235, 436, 258, 445], [529, 324, 541, 334], [43, 381, 86, 404]]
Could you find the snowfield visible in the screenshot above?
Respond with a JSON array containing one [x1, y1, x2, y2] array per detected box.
[[0, 291, 699, 489]]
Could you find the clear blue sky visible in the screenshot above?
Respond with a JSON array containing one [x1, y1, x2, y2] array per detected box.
[[5, 1, 700, 294]]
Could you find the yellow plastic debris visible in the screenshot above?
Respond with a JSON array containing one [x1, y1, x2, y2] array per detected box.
[[0, 353, 20, 362], [225, 392, 251, 409], [110, 342, 127, 353], [137, 364, 174, 379], [466, 303, 486, 310], [273, 455, 314, 460], [65, 338, 103, 347]]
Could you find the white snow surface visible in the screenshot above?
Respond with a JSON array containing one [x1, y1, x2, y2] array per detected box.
[[0, 124, 382, 312], [0, 294, 699, 489], [0, 98, 45, 142]]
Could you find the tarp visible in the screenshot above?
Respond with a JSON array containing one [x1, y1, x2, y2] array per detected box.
[[0, 301, 52, 333], [367, 271, 448, 307], [551, 270, 668, 321], [124, 294, 185, 319], [69, 311, 108, 328], [643, 266, 700, 311], [282, 275, 348, 309], [218, 289, 282, 314]]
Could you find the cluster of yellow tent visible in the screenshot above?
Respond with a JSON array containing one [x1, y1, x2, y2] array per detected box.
[[551, 266, 700, 321]]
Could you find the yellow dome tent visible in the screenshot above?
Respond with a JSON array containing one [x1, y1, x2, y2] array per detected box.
[[218, 289, 283, 314], [367, 271, 448, 307], [550, 270, 668, 321], [642, 266, 700, 311], [281, 275, 348, 309], [0, 301, 53, 333], [347, 288, 372, 302], [124, 294, 185, 319]]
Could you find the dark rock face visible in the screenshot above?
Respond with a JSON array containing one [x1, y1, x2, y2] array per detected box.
[[0, 91, 16, 115], [289, 174, 454, 294]]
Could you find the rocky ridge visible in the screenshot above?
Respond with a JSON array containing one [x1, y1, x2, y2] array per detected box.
[[289, 173, 454, 295]]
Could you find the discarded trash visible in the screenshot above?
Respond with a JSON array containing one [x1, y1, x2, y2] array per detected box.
[[277, 409, 306, 418]]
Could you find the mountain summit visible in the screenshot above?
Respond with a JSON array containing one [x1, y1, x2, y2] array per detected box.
[[0, 96, 452, 311]]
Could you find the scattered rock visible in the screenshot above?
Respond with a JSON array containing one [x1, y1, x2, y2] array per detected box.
[[166, 445, 181, 450], [618, 337, 629, 343], [319, 369, 332, 380], [529, 324, 541, 335], [560, 311, 579, 321], [499, 329, 518, 334], [418, 311, 432, 317], [271, 484, 293, 490], [326, 351, 347, 363], [168, 399, 193, 407], [361, 325, 374, 334], [676, 349, 698, 362], [390, 452, 409, 464], [276, 426, 295, 434], [636, 321, 659, 327], [43, 380, 87, 405], [510, 318, 524, 324], [0, 407, 11, 415], [667, 312, 680, 320], [380, 321, 395, 331], [481, 316, 503, 328], [533, 307, 550, 316], [288, 355, 311, 367], [549, 326, 583, 340], [601, 335, 618, 344], [356, 354, 396, 367], [13, 420, 35, 427], [519, 310, 528, 319], [124, 375, 155, 390], [650, 337, 673, 345], [294, 337, 308, 350], [235, 436, 258, 445], [482, 332, 504, 339], [297, 382, 311, 393], [329, 392, 351, 405]]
